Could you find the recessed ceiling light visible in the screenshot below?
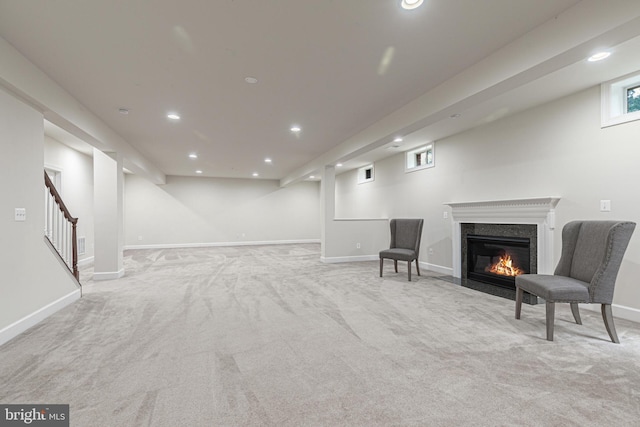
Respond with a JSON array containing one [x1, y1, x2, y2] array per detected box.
[[245, 77, 258, 84], [401, 0, 424, 10], [309, 175, 315, 179], [195, 170, 203, 174], [264, 158, 272, 163], [189, 153, 198, 159], [393, 137, 403, 143], [588, 52, 611, 62], [252, 172, 259, 177], [336, 163, 343, 167], [290, 125, 301, 133], [118, 108, 129, 115], [450, 113, 461, 119], [167, 113, 180, 120]]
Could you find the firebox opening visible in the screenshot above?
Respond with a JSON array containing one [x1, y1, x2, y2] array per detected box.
[[466, 234, 530, 289], [460, 223, 537, 304]]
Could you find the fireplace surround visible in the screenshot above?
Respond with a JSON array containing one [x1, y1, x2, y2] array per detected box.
[[445, 197, 560, 303]]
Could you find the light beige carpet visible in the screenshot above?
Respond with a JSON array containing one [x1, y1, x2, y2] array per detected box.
[[1, 244, 640, 426]]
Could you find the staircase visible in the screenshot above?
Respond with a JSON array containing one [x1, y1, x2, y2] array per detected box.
[[44, 171, 79, 282]]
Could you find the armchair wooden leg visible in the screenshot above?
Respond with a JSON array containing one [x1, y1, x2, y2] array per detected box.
[[515, 287, 523, 319], [394, 260, 398, 273], [415, 259, 421, 276], [407, 261, 411, 281], [602, 304, 620, 344], [570, 303, 582, 325], [380, 258, 383, 277], [546, 301, 555, 341]]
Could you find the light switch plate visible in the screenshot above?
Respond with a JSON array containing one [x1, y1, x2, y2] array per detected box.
[[15, 208, 26, 221]]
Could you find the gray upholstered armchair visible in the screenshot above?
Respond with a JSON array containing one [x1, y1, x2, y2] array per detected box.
[[379, 218, 424, 281], [515, 220, 635, 342]]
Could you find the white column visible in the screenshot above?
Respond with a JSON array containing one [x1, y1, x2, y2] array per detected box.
[[320, 165, 336, 260], [93, 148, 124, 280]]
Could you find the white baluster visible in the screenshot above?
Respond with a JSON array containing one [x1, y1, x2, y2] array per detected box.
[[61, 208, 67, 263], [66, 219, 71, 267], [48, 194, 52, 240], [44, 187, 48, 235], [52, 203, 56, 246], [46, 193, 51, 240], [56, 207, 61, 248], [62, 216, 67, 264], [57, 208, 61, 252]]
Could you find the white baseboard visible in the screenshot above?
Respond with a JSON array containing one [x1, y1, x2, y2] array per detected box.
[[124, 239, 320, 250], [319, 258, 454, 274], [580, 303, 640, 324], [93, 268, 125, 281], [78, 256, 94, 267], [421, 262, 453, 276], [321, 255, 379, 263], [0, 289, 81, 347]]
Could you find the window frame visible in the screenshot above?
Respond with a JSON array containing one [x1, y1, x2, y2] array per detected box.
[[357, 164, 375, 184], [601, 71, 640, 128], [404, 143, 435, 173], [625, 84, 640, 114]]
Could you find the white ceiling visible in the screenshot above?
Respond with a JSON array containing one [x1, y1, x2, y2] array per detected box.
[[1, 0, 639, 183]]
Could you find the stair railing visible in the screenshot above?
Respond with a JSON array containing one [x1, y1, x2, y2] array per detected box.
[[44, 171, 79, 281]]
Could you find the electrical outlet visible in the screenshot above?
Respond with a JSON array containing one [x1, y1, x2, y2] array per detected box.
[[356, 243, 361, 249], [443, 211, 448, 219], [600, 200, 611, 212]]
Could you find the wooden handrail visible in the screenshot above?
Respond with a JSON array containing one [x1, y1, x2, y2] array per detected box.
[[44, 172, 77, 226], [44, 171, 79, 281]]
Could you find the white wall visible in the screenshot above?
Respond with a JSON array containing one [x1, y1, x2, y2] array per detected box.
[[0, 87, 79, 342], [44, 137, 94, 263], [335, 151, 453, 268], [124, 175, 320, 247], [318, 166, 389, 262], [335, 86, 640, 314]]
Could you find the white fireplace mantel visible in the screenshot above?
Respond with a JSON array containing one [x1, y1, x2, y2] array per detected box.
[[444, 197, 561, 278]]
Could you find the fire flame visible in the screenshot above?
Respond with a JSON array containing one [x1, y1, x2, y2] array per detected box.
[[485, 254, 524, 277]]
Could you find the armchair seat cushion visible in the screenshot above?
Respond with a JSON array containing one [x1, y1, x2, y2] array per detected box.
[[379, 248, 416, 261], [516, 274, 589, 302]]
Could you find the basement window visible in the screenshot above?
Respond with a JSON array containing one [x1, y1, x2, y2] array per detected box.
[[601, 71, 640, 127], [357, 164, 375, 184], [627, 84, 640, 113], [405, 143, 434, 173]]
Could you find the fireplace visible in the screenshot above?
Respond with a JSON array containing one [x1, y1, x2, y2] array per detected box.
[[461, 223, 538, 303], [445, 197, 560, 304], [466, 234, 530, 288]]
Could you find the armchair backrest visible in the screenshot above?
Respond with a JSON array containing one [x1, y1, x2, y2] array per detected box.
[[554, 220, 635, 303], [390, 218, 424, 255]]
